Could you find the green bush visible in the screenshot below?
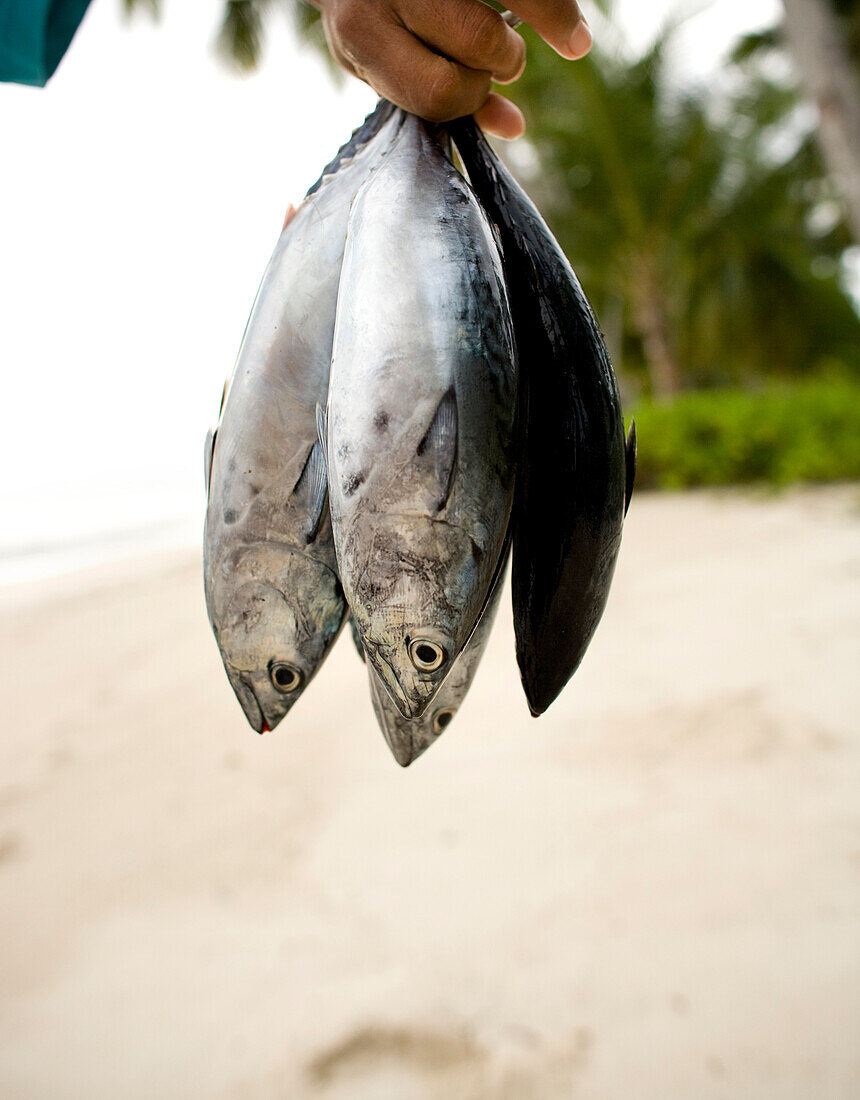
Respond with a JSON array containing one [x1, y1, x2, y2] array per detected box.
[[630, 378, 860, 489]]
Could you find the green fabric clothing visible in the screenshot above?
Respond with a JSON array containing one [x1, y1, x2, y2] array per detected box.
[[0, 0, 92, 86]]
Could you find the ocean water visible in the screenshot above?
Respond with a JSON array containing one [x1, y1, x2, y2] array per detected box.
[[0, 483, 202, 587]]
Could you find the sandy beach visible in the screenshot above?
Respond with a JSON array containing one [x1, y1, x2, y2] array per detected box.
[[0, 487, 858, 1099]]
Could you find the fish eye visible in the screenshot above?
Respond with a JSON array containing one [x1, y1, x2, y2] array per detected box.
[[269, 662, 303, 693], [408, 638, 447, 672], [432, 708, 455, 733]]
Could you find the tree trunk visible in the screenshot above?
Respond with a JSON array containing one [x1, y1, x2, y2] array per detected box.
[[782, 0, 860, 241], [630, 262, 682, 399]]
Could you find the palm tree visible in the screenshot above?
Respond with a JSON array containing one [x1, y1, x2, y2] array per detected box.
[[123, 0, 324, 71], [511, 28, 858, 395], [734, 0, 860, 242], [780, 0, 860, 240]]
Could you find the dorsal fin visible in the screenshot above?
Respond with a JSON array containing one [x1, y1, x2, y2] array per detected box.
[[203, 427, 216, 496], [624, 420, 637, 517], [292, 441, 328, 543], [416, 387, 458, 512], [304, 99, 396, 198]]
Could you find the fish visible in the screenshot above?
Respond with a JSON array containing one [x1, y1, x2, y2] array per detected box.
[[449, 118, 635, 717], [363, 550, 508, 766], [203, 101, 402, 733], [325, 114, 518, 721]]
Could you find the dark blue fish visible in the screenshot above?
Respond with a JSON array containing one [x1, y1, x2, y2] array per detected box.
[[449, 119, 635, 716]]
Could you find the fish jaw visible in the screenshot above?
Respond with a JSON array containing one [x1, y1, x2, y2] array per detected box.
[[225, 665, 267, 732], [208, 549, 347, 733], [224, 664, 300, 733]]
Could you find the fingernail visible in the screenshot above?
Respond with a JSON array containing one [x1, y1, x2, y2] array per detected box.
[[567, 19, 592, 59], [493, 60, 525, 85]]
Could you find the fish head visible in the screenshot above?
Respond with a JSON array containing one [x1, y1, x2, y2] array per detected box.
[[348, 516, 481, 720], [208, 544, 345, 732]]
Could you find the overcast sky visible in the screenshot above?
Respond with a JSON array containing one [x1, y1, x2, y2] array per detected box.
[[0, 0, 780, 576]]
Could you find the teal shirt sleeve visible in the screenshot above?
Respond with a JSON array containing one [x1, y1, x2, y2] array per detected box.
[[0, 0, 92, 86]]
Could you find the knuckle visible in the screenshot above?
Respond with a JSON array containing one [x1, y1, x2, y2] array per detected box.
[[553, 0, 583, 35], [330, 0, 371, 51], [496, 32, 526, 80], [458, 5, 506, 63]]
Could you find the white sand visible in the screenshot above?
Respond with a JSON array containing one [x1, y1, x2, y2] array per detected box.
[[0, 488, 858, 1099]]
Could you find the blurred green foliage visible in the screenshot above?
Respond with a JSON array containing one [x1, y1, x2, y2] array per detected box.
[[631, 376, 860, 488]]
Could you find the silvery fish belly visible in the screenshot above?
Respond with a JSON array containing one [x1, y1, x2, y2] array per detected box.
[[327, 115, 517, 721], [203, 102, 401, 733], [366, 551, 508, 766]]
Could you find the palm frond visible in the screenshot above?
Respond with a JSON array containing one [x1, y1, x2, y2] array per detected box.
[[730, 27, 782, 64], [122, 0, 160, 17], [216, 0, 269, 72]]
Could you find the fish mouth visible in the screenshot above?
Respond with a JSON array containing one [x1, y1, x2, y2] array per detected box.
[[362, 643, 415, 719], [225, 666, 293, 734]]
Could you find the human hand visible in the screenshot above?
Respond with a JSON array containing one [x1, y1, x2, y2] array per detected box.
[[311, 0, 592, 139]]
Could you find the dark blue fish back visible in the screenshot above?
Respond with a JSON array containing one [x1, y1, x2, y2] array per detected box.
[[449, 118, 627, 716]]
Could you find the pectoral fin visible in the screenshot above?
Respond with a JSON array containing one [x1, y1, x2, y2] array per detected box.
[[624, 420, 637, 517], [348, 616, 365, 663], [204, 428, 217, 495], [416, 387, 458, 512], [315, 403, 328, 465], [292, 441, 328, 543]]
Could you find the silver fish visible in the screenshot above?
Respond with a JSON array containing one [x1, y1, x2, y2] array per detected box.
[[203, 102, 402, 733], [365, 551, 508, 766], [326, 115, 517, 720]]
